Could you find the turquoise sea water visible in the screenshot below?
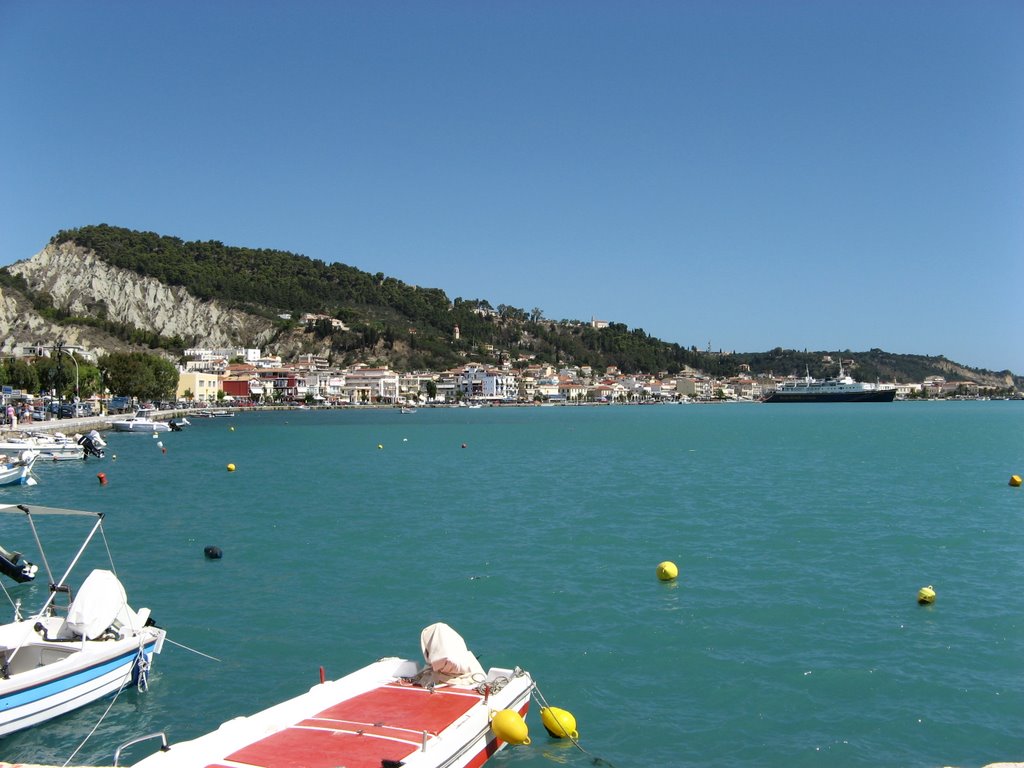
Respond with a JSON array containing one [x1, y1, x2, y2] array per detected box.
[[1, 402, 1022, 767]]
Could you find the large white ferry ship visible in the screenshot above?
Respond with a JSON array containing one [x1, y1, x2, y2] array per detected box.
[[762, 363, 896, 403]]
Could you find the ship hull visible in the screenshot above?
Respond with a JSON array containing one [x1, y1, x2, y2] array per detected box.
[[762, 389, 896, 403]]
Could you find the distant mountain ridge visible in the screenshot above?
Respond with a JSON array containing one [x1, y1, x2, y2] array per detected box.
[[0, 224, 1019, 390]]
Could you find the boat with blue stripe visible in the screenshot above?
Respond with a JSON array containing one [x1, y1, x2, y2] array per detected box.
[[0, 504, 166, 737]]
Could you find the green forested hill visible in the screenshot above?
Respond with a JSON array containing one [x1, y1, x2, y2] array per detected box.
[[47, 224, 741, 374], [19, 224, 1020, 387]]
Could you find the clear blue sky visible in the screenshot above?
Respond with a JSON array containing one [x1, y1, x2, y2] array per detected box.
[[2, 1, 1021, 374]]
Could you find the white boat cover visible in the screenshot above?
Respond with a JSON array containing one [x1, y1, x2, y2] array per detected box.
[[65, 569, 137, 640], [420, 622, 485, 685]]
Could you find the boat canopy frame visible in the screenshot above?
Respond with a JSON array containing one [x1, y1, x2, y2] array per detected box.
[[0, 504, 112, 618]]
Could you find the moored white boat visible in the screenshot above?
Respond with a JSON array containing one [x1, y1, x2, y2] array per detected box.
[[112, 409, 170, 433], [0, 450, 39, 486], [131, 623, 534, 768], [0, 432, 84, 462], [193, 408, 233, 418], [0, 504, 166, 737]]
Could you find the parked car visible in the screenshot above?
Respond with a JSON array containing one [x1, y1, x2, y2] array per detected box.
[[108, 396, 132, 414], [58, 403, 93, 418]]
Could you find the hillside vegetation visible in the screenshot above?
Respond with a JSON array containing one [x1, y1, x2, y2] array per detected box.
[[2, 224, 1014, 387]]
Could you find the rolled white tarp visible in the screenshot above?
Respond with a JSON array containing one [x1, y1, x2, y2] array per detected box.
[[420, 622, 485, 685]]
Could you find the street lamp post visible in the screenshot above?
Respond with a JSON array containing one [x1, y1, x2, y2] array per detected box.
[[52, 342, 79, 418]]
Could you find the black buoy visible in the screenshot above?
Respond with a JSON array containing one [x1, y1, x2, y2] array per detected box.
[[203, 545, 223, 559]]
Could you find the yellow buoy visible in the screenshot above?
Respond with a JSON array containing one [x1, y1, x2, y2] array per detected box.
[[377, 444, 383, 450], [1010, 475, 1022, 487], [541, 706, 579, 739], [230, 426, 235, 432], [490, 709, 530, 745], [917, 585, 935, 605], [227, 463, 236, 472], [656, 561, 678, 581]]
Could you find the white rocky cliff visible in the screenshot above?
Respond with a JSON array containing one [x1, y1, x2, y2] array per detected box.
[[3, 242, 277, 356]]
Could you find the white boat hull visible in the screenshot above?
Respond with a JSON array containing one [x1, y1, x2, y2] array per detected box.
[[0, 620, 165, 737], [0, 451, 38, 486], [133, 657, 534, 768], [0, 441, 83, 462], [111, 420, 170, 433], [0, 464, 33, 486]]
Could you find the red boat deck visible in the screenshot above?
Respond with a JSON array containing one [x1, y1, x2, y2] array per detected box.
[[207, 682, 483, 768]]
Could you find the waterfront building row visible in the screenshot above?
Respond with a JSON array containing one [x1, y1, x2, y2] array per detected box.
[[175, 362, 989, 405]]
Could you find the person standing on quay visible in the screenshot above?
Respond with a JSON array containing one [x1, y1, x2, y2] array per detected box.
[[5, 404, 15, 429]]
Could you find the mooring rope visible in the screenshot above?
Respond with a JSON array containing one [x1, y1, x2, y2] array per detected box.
[[61, 664, 134, 767], [164, 636, 221, 662], [531, 681, 620, 767]]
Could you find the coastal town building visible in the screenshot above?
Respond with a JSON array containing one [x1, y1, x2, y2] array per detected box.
[[533, 376, 561, 402], [517, 371, 538, 402], [14, 343, 96, 363], [398, 372, 435, 403], [456, 365, 517, 402], [676, 377, 714, 400], [342, 366, 400, 404], [300, 313, 348, 332], [294, 354, 330, 371], [176, 370, 221, 403], [557, 377, 587, 402]]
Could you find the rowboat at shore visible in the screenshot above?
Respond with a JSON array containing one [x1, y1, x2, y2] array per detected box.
[[130, 623, 534, 768]]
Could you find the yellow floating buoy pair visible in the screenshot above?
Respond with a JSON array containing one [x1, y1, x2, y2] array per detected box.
[[491, 704, 579, 745]]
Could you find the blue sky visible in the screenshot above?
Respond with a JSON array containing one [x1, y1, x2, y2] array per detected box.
[[2, 2, 1021, 373]]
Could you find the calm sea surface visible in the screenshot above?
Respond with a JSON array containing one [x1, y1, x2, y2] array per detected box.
[[1, 402, 1021, 767]]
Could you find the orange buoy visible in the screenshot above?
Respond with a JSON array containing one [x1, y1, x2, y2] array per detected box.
[[97, 473, 107, 485]]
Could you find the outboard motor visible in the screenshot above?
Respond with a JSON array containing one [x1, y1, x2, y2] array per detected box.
[[77, 432, 105, 459], [0, 544, 37, 583]]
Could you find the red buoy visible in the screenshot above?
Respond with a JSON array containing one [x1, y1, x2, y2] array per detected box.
[[97, 473, 107, 485]]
